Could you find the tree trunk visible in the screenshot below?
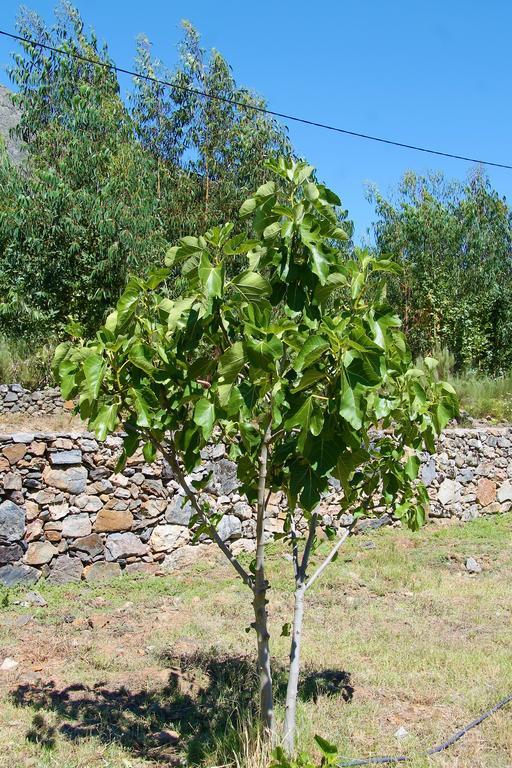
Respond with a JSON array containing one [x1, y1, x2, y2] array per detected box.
[[283, 582, 306, 754], [253, 426, 275, 737]]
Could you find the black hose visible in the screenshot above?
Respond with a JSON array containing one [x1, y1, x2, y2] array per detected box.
[[337, 692, 512, 766]]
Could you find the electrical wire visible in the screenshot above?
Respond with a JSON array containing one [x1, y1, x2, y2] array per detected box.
[[337, 692, 512, 766], [1, 28, 512, 171]]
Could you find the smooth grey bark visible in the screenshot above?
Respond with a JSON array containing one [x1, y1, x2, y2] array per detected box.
[[283, 580, 306, 753], [252, 424, 275, 736]]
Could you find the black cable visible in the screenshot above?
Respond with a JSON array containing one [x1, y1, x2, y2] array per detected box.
[[337, 692, 512, 766], [1, 28, 512, 171]]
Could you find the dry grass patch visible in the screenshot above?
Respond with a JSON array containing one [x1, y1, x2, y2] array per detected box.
[[0, 515, 511, 767]]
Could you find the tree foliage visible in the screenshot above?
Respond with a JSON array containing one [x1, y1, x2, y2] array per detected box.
[[0, 2, 297, 341], [371, 169, 512, 374], [55, 158, 457, 748]]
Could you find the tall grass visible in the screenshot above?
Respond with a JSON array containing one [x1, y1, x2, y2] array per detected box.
[[451, 373, 512, 422], [416, 346, 512, 423], [0, 336, 55, 389]]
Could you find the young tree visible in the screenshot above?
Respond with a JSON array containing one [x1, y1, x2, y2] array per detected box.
[[55, 158, 456, 752]]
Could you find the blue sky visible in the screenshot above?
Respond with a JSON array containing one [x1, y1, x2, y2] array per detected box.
[[1, 0, 511, 241]]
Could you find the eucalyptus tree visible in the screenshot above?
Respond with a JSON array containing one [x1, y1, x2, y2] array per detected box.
[[55, 158, 456, 752], [371, 169, 512, 374]]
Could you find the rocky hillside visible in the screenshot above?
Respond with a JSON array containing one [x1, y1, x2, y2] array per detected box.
[[0, 84, 23, 164]]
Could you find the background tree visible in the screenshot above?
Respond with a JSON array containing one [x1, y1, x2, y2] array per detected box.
[[55, 158, 457, 752], [371, 169, 512, 374]]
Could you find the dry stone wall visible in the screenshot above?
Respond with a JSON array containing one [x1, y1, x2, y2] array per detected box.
[[1, 425, 511, 587], [0, 385, 72, 416]]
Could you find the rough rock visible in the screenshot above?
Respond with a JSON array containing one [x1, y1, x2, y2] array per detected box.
[[83, 561, 122, 583], [46, 556, 83, 584], [49, 450, 82, 465], [0, 564, 40, 586], [465, 556, 482, 574], [75, 494, 103, 512], [25, 541, 58, 566], [217, 514, 242, 541], [43, 466, 87, 494], [93, 507, 133, 532], [437, 479, 458, 507], [61, 513, 92, 538], [497, 481, 512, 503], [150, 524, 189, 553], [165, 496, 193, 526], [70, 534, 104, 558], [0, 543, 23, 564], [0, 500, 25, 542], [2, 444, 26, 464], [105, 532, 148, 560], [3, 473, 22, 491], [476, 478, 496, 507]]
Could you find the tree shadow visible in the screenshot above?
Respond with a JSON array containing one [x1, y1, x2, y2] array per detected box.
[[10, 648, 353, 765]]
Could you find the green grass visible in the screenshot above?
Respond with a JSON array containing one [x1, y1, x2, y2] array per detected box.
[[0, 514, 511, 768]]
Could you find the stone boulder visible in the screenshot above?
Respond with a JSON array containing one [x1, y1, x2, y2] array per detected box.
[[61, 513, 92, 538], [105, 532, 148, 561], [46, 555, 83, 584], [150, 524, 189, 553], [0, 563, 40, 586], [25, 541, 58, 566], [43, 466, 88, 494], [93, 507, 133, 532], [0, 500, 25, 542], [83, 561, 121, 583]]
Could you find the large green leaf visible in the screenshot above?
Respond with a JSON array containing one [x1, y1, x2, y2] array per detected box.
[[194, 398, 216, 439], [128, 342, 155, 375], [198, 253, 223, 298], [83, 353, 106, 400], [229, 271, 271, 305], [293, 335, 329, 372], [218, 342, 246, 383], [90, 403, 118, 441]]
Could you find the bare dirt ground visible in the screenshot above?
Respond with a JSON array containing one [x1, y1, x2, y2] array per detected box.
[[0, 516, 511, 768]]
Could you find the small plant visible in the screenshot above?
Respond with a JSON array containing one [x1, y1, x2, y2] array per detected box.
[[271, 736, 338, 767]]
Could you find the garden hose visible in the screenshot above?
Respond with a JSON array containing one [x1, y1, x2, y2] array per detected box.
[[337, 692, 512, 766]]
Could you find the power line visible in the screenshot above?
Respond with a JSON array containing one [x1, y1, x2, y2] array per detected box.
[[1, 27, 511, 171]]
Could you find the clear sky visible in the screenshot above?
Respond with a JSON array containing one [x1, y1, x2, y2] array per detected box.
[[1, 0, 511, 241]]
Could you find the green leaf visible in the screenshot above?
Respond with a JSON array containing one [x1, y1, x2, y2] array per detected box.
[[339, 384, 363, 430], [194, 398, 216, 439], [239, 196, 257, 217], [116, 283, 140, 326], [90, 403, 118, 441], [83, 353, 106, 400], [167, 296, 196, 330], [229, 271, 271, 305], [310, 244, 330, 285], [293, 335, 329, 372], [314, 735, 338, 757], [218, 341, 246, 383], [404, 454, 420, 480], [128, 342, 155, 375], [198, 253, 223, 298], [245, 336, 283, 369]]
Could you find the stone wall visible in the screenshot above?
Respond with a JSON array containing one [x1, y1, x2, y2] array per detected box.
[[0, 385, 72, 416], [1, 426, 511, 587]]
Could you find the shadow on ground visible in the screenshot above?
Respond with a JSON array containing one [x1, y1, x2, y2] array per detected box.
[[10, 648, 353, 765]]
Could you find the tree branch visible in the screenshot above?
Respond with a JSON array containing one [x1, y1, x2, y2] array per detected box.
[[299, 512, 318, 581], [143, 430, 254, 590], [304, 522, 355, 593]]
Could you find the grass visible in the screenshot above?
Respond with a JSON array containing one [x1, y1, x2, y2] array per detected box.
[[451, 373, 512, 423], [0, 514, 511, 768], [0, 337, 55, 390]]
